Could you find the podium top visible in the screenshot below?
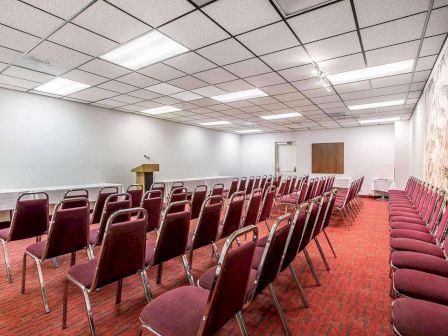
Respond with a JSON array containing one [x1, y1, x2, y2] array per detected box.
[[131, 164, 160, 173]]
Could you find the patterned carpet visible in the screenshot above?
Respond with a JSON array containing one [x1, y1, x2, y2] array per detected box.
[[0, 198, 393, 335]]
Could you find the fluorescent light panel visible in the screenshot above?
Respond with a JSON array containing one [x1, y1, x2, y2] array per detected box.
[[236, 129, 262, 134], [359, 117, 400, 124], [211, 88, 267, 103], [348, 99, 405, 111], [35, 78, 90, 96], [260, 112, 302, 120], [101, 31, 188, 70], [328, 59, 414, 85], [141, 106, 181, 115], [200, 121, 231, 126]]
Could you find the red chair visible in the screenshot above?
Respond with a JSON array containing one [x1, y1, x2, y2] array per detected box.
[[127, 184, 144, 208], [273, 174, 281, 188], [288, 176, 297, 195], [267, 175, 273, 185], [63, 208, 150, 336], [171, 181, 184, 191], [225, 178, 239, 199], [245, 176, 255, 196], [0, 192, 49, 283], [139, 225, 258, 336], [253, 176, 261, 190], [91, 186, 119, 225], [166, 187, 188, 214], [217, 191, 245, 241], [150, 182, 166, 200], [140, 190, 163, 233], [241, 189, 263, 229], [62, 189, 89, 209], [190, 185, 208, 220], [258, 186, 277, 230], [238, 177, 247, 192], [187, 196, 224, 267], [22, 197, 90, 313], [209, 183, 224, 205], [260, 175, 267, 190]]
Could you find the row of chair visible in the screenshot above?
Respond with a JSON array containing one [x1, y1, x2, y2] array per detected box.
[[333, 177, 364, 225], [388, 177, 448, 335]]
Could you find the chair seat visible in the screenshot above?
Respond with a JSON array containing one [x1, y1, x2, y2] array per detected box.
[[394, 269, 448, 305], [251, 247, 263, 270], [145, 240, 156, 266], [26, 241, 47, 259], [256, 235, 268, 247], [390, 238, 445, 258], [390, 213, 421, 221], [279, 197, 298, 205], [390, 229, 436, 244], [140, 286, 209, 336], [0, 228, 9, 240], [393, 298, 448, 336], [67, 259, 97, 289], [334, 200, 344, 208], [391, 251, 448, 277], [89, 229, 99, 245], [390, 217, 425, 225], [390, 222, 430, 233]]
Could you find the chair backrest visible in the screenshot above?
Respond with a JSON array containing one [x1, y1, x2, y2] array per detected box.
[[140, 190, 163, 232], [316, 178, 325, 196], [289, 176, 297, 194], [305, 179, 315, 200], [63, 189, 89, 209], [434, 199, 448, 243], [150, 182, 166, 199], [198, 226, 258, 336], [273, 175, 281, 188], [241, 189, 263, 228], [8, 192, 49, 242], [238, 177, 247, 192], [95, 193, 131, 246], [152, 201, 192, 265], [171, 182, 184, 191], [260, 175, 267, 190], [228, 178, 239, 199], [127, 184, 144, 208], [298, 198, 320, 252], [258, 186, 276, 223], [283, 176, 292, 196], [298, 180, 309, 203], [44, 198, 90, 259], [191, 185, 208, 220], [245, 176, 255, 195], [167, 187, 188, 214], [92, 208, 148, 290], [322, 189, 337, 230], [253, 176, 261, 190], [309, 178, 320, 198], [267, 175, 273, 184], [209, 183, 224, 198], [220, 192, 245, 239], [310, 193, 330, 240], [191, 196, 224, 250], [91, 186, 119, 224]]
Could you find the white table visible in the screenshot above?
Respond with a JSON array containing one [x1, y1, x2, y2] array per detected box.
[[155, 176, 235, 193], [372, 178, 393, 199], [333, 178, 352, 189], [0, 183, 123, 211]]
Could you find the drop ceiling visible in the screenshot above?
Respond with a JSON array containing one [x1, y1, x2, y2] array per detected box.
[[0, 0, 447, 133]]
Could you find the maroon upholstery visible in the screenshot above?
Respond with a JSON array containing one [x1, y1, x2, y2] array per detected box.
[[189, 197, 223, 251], [241, 190, 262, 228], [253, 176, 261, 190], [390, 222, 430, 233], [190, 186, 207, 220], [140, 193, 163, 232], [298, 201, 319, 251], [127, 185, 143, 208], [390, 216, 425, 225], [68, 259, 97, 288], [91, 187, 118, 224], [245, 176, 255, 195], [218, 192, 244, 240], [260, 176, 267, 190], [392, 298, 448, 336], [390, 238, 445, 257], [62, 189, 89, 209], [209, 184, 224, 204], [258, 187, 276, 223], [391, 251, 448, 277], [390, 229, 436, 243], [167, 188, 188, 214], [227, 178, 239, 199], [150, 183, 166, 199], [26, 241, 46, 258], [238, 177, 247, 192]]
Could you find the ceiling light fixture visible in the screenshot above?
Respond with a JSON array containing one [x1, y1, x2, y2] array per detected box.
[[359, 117, 400, 124], [236, 129, 262, 134], [328, 59, 414, 85], [311, 63, 331, 93], [211, 88, 267, 103], [348, 99, 405, 111], [200, 121, 231, 126], [260, 112, 302, 120], [35, 78, 90, 96], [101, 30, 188, 70], [141, 106, 181, 115]]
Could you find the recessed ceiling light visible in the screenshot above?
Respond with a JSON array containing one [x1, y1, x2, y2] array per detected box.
[[141, 106, 181, 115], [211, 88, 267, 103], [359, 117, 400, 124], [327, 59, 414, 85], [200, 121, 231, 126], [236, 129, 262, 134], [260, 112, 302, 120], [101, 30, 188, 70], [348, 99, 405, 111], [35, 78, 90, 96]]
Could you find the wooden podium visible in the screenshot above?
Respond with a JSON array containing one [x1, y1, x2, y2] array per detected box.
[[131, 164, 159, 191]]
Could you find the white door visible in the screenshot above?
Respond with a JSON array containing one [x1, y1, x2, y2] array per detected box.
[[276, 142, 296, 176]]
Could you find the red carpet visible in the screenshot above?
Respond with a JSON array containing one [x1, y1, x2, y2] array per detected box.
[[0, 198, 393, 335]]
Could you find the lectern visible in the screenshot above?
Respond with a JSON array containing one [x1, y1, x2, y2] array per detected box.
[[131, 164, 160, 191]]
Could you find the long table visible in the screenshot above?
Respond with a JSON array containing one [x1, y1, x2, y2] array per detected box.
[[155, 176, 235, 194]]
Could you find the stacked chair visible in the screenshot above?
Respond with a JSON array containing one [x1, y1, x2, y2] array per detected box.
[[333, 177, 364, 224], [389, 177, 448, 336]]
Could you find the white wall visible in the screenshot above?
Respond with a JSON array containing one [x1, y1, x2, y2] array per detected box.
[[409, 96, 426, 178], [0, 88, 240, 189], [394, 121, 411, 189], [240, 125, 395, 195]]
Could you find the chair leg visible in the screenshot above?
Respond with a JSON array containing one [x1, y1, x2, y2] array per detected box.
[[181, 255, 195, 286], [188, 249, 193, 270], [235, 311, 248, 336], [264, 219, 270, 231], [116, 279, 122, 304], [140, 270, 152, 302], [34, 258, 50, 313], [156, 263, 163, 284], [303, 248, 321, 286], [53, 257, 59, 269], [288, 265, 309, 308], [81, 289, 96, 336], [314, 238, 330, 271], [62, 279, 69, 329], [1, 239, 12, 283], [21, 253, 27, 294], [269, 284, 291, 336], [87, 245, 94, 260], [323, 230, 337, 258]]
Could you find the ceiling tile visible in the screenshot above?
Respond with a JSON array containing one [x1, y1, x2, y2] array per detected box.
[[107, 0, 194, 27], [278, 64, 316, 82], [420, 34, 447, 56], [115, 72, 159, 88], [216, 79, 254, 92], [196, 38, 253, 66], [237, 22, 299, 56], [2, 66, 54, 83], [261, 83, 296, 95], [72, 0, 150, 43], [0, 46, 21, 64], [62, 69, 109, 86], [98, 80, 137, 93], [414, 55, 438, 71], [318, 53, 366, 74], [170, 91, 203, 101], [202, 0, 281, 35], [354, 0, 430, 28], [79, 59, 130, 78], [425, 6, 448, 36], [16, 41, 92, 75], [193, 67, 238, 84], [334, 80, 371, 93], [159, 10, 229, 49], [0, 73, 38, 89], [0, 0, 64, 37], [244, 72, 286, 87], [20, 0, 93, 19], [168, 75, 209, 90], [302, 87, 334, 98], [135, 100, 163, 109], [191, 86, 228, 97], [138, 63, 185, 81], [365, 40, 419, 66], [0, 24, 40, 52], [113, 94, 144, 104], [292, 77, 323, 91], [260, 46, 311, 70], [306, 32, 361, 62], [224, 58, 271, 78], [288, 0, 356, 43], [68, 87, 117, 101], [127, 89, 162, 100], [412, 69, 431, 82], [151, 96, 182, 105], [274, 92, 306, 102], [93, 98, 126, 108], [361, 13, 426, 51], [370, 73, 413, 88], [207, 103, 233, 111], [373, 84, 410, 96], [164, 52, 215, 74], [146, 83, 184, 95], [0, 61, 8, 72]]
